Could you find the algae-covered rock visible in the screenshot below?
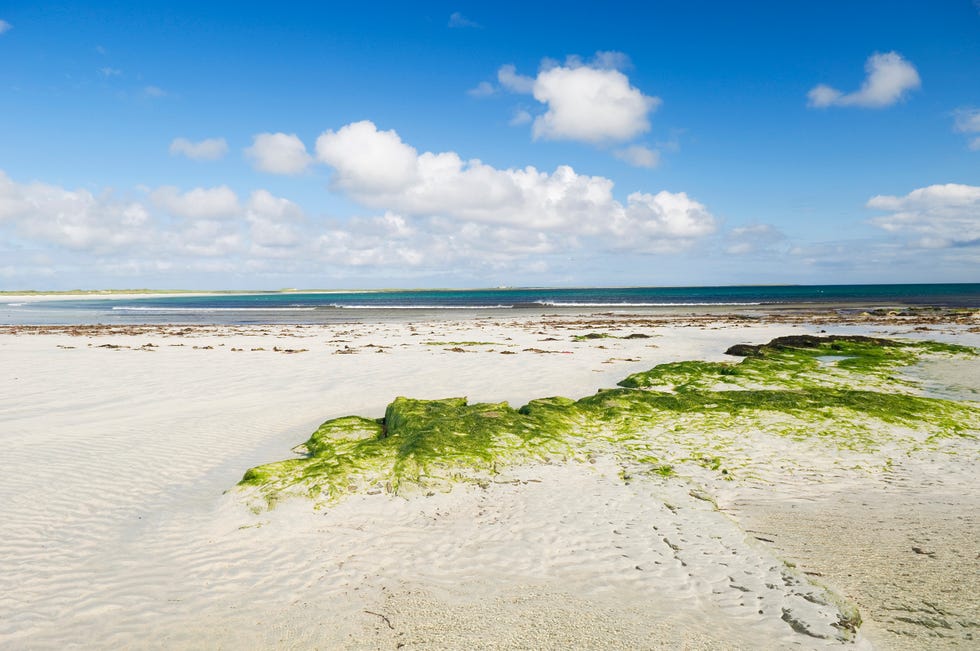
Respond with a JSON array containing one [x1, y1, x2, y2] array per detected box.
[[724, 334, 899, 357], [238, 336, 979, 508], [304, 416, 383, 454]]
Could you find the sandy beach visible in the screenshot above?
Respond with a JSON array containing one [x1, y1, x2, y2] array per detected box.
[[1, 310, 977, 649]]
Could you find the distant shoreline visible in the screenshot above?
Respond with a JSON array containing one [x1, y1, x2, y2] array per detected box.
[[0, 289, 384, 302]]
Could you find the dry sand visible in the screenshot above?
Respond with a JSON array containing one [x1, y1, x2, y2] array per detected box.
[[0, 313, 976, 649]]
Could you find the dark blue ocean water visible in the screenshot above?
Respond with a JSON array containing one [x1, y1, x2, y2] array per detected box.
[[3, 284, 979, 325]]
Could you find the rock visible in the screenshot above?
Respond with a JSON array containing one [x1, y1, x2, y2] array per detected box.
[[725, 334, 899, 357]]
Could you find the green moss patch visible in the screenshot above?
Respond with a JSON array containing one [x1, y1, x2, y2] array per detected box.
[[572, 332, 653, 341], [573, 332, 614, 341], [239, 336, 979, 507]]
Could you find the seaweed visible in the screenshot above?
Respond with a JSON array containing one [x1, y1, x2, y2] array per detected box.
[[238, 336, 979, 507]]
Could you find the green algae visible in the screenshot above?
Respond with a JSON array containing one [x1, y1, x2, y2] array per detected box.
[[573, 332, 614, 341], [239, 336, 980, 507], [619, 336, 974, 396]]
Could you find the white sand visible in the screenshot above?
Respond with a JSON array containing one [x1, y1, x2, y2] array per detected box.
[[0, 316, 976, 649]]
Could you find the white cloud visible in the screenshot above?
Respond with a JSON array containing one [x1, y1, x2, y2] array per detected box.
[[173, 218, 243, 257], [169, 137, 228, 161], [560, 51, 632, 71], [150, 185, 240, 219], [953, 108, 980, 150], [531, 64, 659, 142], [143, 85, 167, 98], [533, 65, 654, 142], [467, 81, 496, 98], [868, 183, 980, 247], [0, 171, 150, 252], [0, 110, 724, 284], [100, 67, 122, 77], [508, 109, 532, 126], [317, 213, 427, 267], [497, 64, 535, 94], [316, 213, 573, 270], [246, 189, 304, 249], [591, 51, 631, 70], [313, 120, 716, 251], [245, 133, 312, 175], [617, 191, 717, 248], [0, 171, 363, 273], [0, 20, 11, 35], [448, 12, 480, 28], [807, 85, 843, 107], [316, 121, 419, 194], [498, 55, 660, 143], [614, 145, 660, 168], [808, 52, 920, 108], [955, 109, 980, 133]]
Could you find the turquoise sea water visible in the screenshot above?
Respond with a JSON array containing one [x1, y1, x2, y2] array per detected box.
[[2, 284, 978, 325]]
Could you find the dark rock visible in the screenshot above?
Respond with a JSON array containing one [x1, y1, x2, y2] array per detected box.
[[725, 334, 899, 357]]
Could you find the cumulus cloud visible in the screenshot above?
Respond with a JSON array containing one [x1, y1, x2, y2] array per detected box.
[[317, 213, 426, 267], [173, 218, 244, 257], [531, 64, 658, 142], [496, 54, 659, 144], [0, 171, 344, 280], [316, 121, 420, 194], [566, 51, 632, 71], [0, 165, 569, 277], [0, 20, 12, 35], [313, 120, 716, 251], [100, 67, 122, 77], [143, 85, 167, 98], [246, 189, 305, 249], [150, 185, 240, 219], [616, 192, 716, 250], [316, 213, 573, 271], [0, 171, 150, 252], [614, 145, 660, 168], [953, 108, 980, 150], [497, 64, 535, 94], [808, 52, 920, 108], [868, 183, 980, 248], [0, 108, 723, 284], [245, 133, 313, 175], [169, 137, 228, 161]]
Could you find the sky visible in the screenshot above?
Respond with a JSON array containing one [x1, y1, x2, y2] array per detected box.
[[0, 1, 978, 290]]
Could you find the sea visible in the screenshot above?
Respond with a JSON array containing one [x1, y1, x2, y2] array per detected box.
[[2, 284, 979, 326]]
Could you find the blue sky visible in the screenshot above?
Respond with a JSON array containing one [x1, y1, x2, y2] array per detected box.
[[1, 1, 978, 289]]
